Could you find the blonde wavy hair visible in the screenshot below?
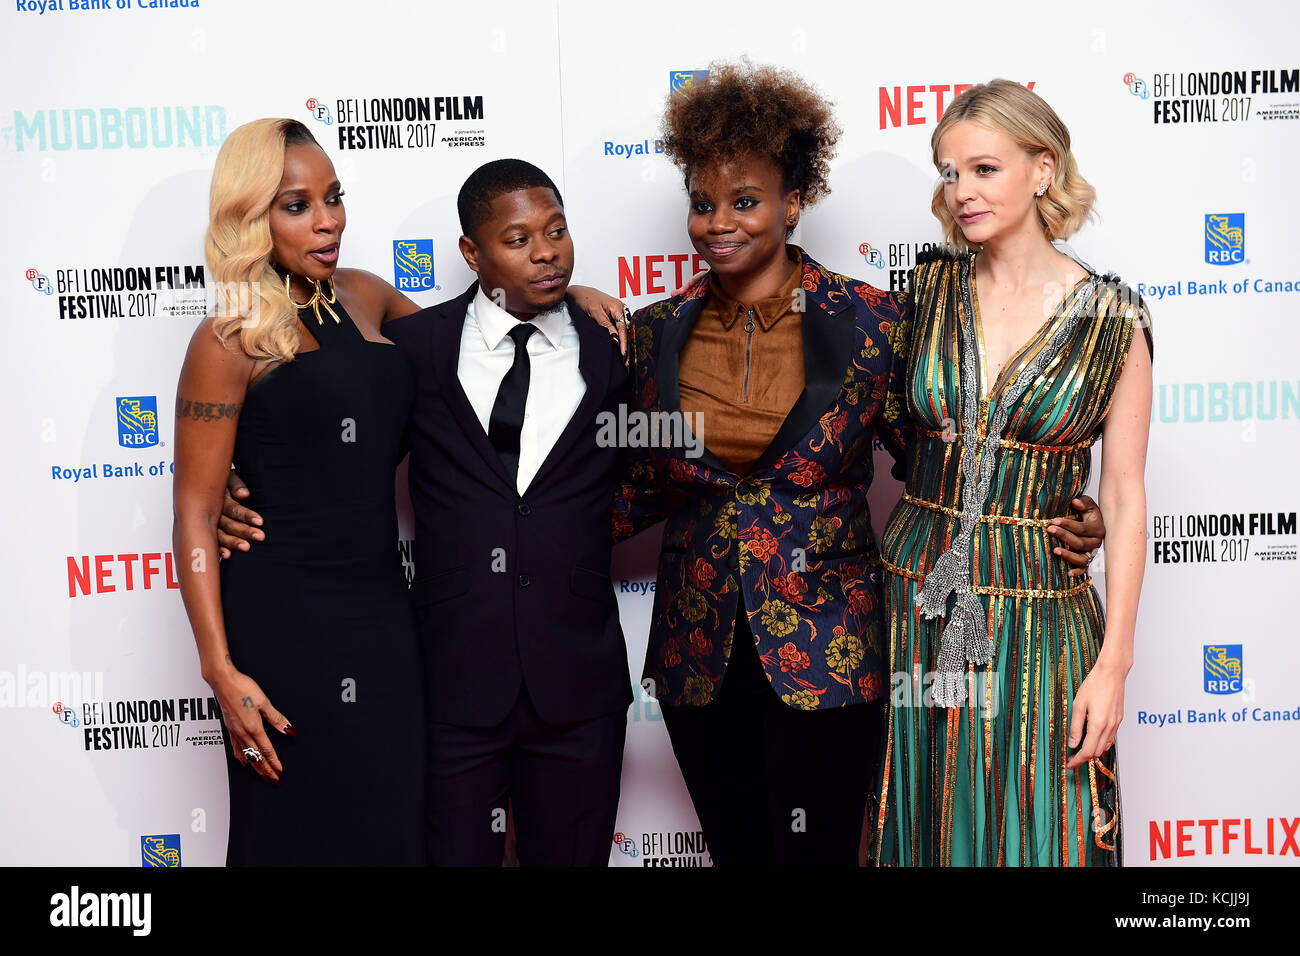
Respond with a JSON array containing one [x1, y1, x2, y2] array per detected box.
[[930, 80, 1095, 251], [205, 118, 321, 362]]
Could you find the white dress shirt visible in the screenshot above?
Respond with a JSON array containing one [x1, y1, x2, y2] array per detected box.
[[457, 286, 587, 495]]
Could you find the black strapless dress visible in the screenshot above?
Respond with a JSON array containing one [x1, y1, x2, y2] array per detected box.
[[219, 289, 424, 865]]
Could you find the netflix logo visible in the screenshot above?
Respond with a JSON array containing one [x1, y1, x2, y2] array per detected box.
[[1149, 816, 1299, 860], [67, 553, 180, 597], [878, 81, 1037, 129], [617, 253, 709, 299]]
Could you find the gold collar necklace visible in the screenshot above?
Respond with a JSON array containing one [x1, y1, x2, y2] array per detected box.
[[284, 271, 340, 326]]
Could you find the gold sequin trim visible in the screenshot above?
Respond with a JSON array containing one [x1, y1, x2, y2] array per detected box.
[[915, 425, 1097, 454], [901, 491, 1057, 529], [1088, 758, 1119, 852], [881, 558, 1093, 598]]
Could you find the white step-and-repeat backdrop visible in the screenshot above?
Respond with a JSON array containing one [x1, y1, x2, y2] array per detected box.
[[1, 0, 1296, 867]]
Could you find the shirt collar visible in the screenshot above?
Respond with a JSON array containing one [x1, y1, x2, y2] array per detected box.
[[471, 285, 569, 351], [707, 248, 805, 331]]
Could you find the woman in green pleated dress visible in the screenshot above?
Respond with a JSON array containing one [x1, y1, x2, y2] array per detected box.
[[874, 80, 1153, 866]]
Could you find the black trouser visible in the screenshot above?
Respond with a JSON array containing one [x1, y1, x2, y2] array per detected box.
[[660, 609, 883, 867], [426, 683, 626, 867]]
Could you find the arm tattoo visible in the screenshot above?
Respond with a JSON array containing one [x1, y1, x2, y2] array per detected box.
[[241, 696, 254, 709], [176, 396, 242, 423]]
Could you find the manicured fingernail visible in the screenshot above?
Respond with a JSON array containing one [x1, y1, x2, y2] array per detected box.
[[282, 722, 296, 737]]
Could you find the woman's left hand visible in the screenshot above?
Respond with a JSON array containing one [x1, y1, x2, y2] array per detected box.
[[1066, 658, 1127, 770], [570, 285, 630, 364]]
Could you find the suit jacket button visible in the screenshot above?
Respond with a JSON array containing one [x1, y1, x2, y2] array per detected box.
[[519, 574, 531, 587], [736, 482, 750, 497], [727, 552, 739, 571], [517, 502, 532, 517]]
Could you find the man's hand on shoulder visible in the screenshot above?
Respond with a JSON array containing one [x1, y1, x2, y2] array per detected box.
[[1049, 495, 1106, 578], [217, 469, 265, 559]]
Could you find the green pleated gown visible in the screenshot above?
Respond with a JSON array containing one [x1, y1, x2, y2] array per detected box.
[[874, 248, 1151, 867]]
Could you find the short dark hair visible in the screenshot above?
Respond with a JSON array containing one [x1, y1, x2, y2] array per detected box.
[[457, 159, 564, 240]]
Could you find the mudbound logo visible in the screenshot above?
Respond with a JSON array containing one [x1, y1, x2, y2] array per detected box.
[[393, 240, 436, 292], [13, 106, 226, 151], [1205, 213, 1245, 264], [117, 397, 158, 448], [1204, 645, 1243, 694]]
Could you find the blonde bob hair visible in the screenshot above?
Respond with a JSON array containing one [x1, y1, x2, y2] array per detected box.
[[205, 118, 322, 363], [930, 80, 1095, 251]]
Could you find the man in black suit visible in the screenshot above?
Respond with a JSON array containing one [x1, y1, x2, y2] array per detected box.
[[221, 160, 633, 865], [383, 161, 632, 865]]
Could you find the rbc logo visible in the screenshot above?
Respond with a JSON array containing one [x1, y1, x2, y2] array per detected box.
[[1203, 644, 1243, 694], [25, 267, 53, 295], [141, 834, 182, 867], [858, 242, 886, 270], [1122, 72, 1150, 100], [393, 240, 436, 292], [612, 831, 639, 858], [305, 97, 333, 125], [52, 701, 80, 728], [1204, 214, 1245, 265], [670, 70, 709, 98], [117, 396, 159, 448]]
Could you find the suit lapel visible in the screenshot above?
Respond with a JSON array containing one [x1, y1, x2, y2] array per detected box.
[[526, 296, 613, 492], [656, 292, 731, 474], [748, 256, 856, 474], [428, 282, 517, 491], [748, 297, 854, 473], [650, 252, 857, 477]]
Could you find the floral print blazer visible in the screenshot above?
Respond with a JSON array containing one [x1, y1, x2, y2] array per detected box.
[[613, 247, 912, 710]]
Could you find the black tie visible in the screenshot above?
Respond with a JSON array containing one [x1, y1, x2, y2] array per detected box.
[[488, 322, 539, 485]]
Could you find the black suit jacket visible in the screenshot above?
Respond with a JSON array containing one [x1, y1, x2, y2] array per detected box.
[[385, 282, 634, 727]]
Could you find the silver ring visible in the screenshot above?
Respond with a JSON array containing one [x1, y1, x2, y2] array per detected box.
[[242, 746, 263, 763]]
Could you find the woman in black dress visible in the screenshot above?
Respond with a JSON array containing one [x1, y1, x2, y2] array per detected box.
[[173, 118, 426, 865]]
